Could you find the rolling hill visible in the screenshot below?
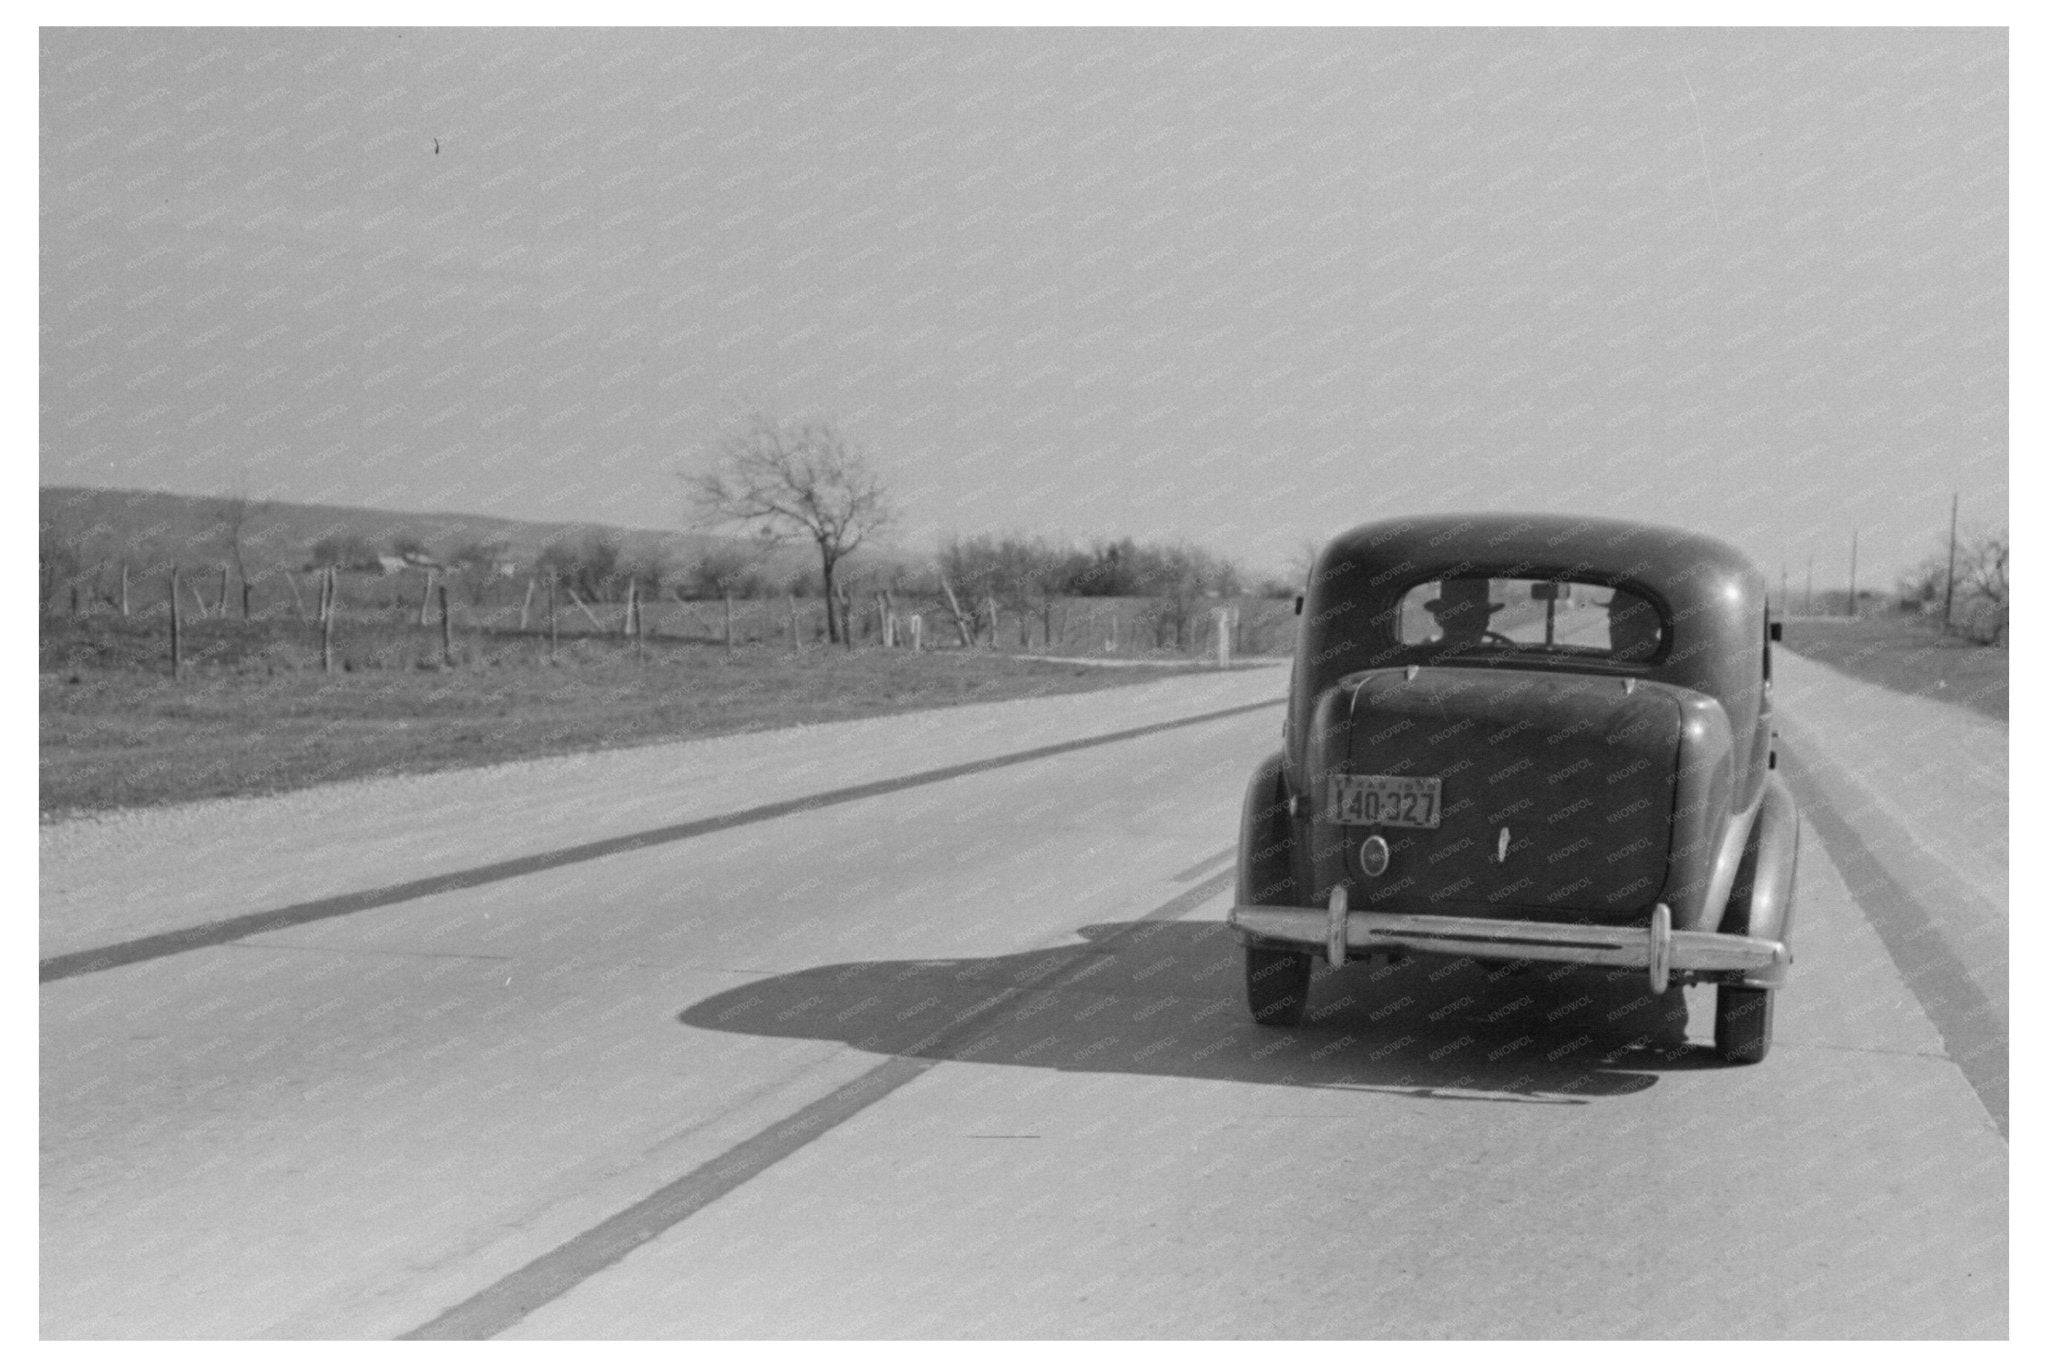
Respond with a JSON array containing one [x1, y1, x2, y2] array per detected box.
[[37, 485, 844, 589]]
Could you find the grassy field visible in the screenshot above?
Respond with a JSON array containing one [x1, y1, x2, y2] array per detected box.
[[1781, 612, 2007, 723], [40, 615, 1221, 817]]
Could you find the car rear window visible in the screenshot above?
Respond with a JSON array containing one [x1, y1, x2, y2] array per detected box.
[[1394, 577, 1665, 661]]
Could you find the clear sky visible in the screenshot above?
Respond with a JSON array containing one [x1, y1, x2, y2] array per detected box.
[[40, 26, 2006, 587]]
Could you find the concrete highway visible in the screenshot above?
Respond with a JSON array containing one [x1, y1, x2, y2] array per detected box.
[[40, 660, 2006, 1338]]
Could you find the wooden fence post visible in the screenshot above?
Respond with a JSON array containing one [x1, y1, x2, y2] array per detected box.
[[1214, 607, 1231, 669], [119, 562, 130, 618], [439, 581, 454, 666], [910, 614, 923, 653], [241, 581, 252, 620], [217, 566, 229, 616], [939, 575, 974, 648], [417, 569, 435, 627], [321, 569, 336, 674], [284, 570, 306, 622], [986, 596, 999, 650], [519, 577, 535, 632], [168, 568, 182, 678], [788, 595, 799, 652]]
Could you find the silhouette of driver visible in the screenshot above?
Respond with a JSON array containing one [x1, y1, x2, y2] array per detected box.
[[1424, 578, 1504, 646]]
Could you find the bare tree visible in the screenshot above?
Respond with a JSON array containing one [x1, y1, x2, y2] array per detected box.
[[684, 414, 891, 644], [449, 538, 513, 606], [687, 543, 769, 600], [1904, 524, 2009, 644], [1955, 527, 2008, 644], [1288, 536, 1322, 588], [214, 493, 268, 615], [939, 534, 1062, 646]]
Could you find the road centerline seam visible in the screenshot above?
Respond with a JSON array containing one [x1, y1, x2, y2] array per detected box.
[[41, 697, 1280, 984], [398, 865, 1239, 1340]]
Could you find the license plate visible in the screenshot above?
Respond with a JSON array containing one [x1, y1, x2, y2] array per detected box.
[[1327, 774, 1442, 828]]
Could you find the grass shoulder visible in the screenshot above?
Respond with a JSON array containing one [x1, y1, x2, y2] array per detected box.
[[40, 617, 1220, 817], [1779, 612, 2006, 724]]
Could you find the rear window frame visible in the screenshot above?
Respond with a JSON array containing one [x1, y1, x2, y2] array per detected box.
[[1381, 571, 1677, 671]]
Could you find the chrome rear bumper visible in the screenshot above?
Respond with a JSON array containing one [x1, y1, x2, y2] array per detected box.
[[1230, 889, 1789, 994]]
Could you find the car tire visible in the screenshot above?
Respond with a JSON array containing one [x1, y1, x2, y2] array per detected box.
[[1245, 945, 1313, 1027], [1714, 984, 1774, 1064]]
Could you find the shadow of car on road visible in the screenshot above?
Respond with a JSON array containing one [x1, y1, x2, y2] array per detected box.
[[680, 919, 1716, 1105]]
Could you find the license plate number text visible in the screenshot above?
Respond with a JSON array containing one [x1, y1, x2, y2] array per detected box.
[[1327, 774, 1441, 828]]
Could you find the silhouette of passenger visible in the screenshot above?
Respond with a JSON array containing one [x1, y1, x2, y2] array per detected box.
[[1607, 590, 1662, 660], [1424, 578, 1504, 646]]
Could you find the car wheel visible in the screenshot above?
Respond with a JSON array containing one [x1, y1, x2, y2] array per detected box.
[[1245, 945, 1313, 1027], [1714, 984, 1774, 1064]]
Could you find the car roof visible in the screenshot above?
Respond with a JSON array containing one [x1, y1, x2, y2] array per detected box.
[[1294, 511, 1770, 730], [1315, 513, 1756, 592]]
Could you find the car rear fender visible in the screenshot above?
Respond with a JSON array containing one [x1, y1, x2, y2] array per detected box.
[[1237, 749, 1301, 911], [1720, 772, 1800, 989], [1667, 690, 1740, 930]]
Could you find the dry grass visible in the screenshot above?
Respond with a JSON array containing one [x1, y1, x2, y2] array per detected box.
[[1780, 612, 2006, 723], [39, 615, 1213, 816]]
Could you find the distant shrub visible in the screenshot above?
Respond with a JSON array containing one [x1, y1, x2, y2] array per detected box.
[[308, 534, 381, 571]]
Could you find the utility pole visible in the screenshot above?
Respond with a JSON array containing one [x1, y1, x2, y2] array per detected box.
[[1942, 490, 1960, 632], [321, 569, 336, 674], [1847, 528, 1858, 618]]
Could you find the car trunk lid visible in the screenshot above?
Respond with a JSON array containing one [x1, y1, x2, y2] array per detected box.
[[1335, 667, 1680, 922]]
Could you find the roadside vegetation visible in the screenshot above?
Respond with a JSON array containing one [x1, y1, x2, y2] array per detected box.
[[1895, 526, 2009, 647], [1780, 611, 2006, 724], [39, 451, 1298, 817], [39, 619, 1233, 817]]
